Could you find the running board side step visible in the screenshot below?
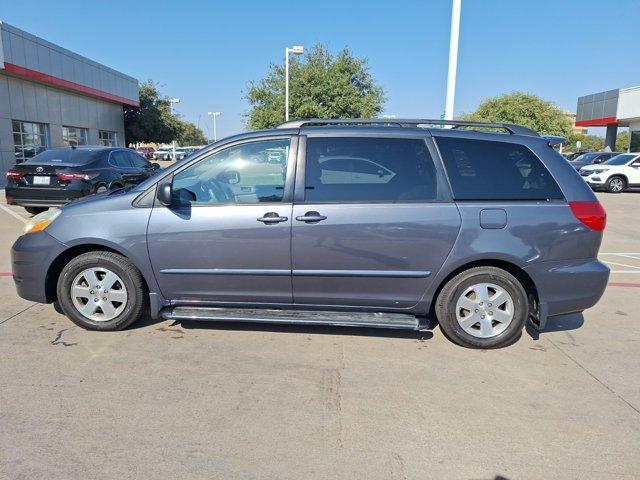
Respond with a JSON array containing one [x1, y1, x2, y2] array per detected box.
[[161, 307, 422, 330]]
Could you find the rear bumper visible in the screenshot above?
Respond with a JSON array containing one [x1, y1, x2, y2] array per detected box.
[[11, 231, 67, 303], [5, 185, 90, 207], [524, 259, 610, 328]]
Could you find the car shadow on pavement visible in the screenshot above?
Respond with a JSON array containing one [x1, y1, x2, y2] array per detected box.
[[525, 312, 584, 341], [173, 319, 435, 341]]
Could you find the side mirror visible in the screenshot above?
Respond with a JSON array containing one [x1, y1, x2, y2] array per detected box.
[[156, 179, 173, 206]]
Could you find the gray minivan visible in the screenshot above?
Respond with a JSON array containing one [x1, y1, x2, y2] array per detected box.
[[11, 119, 610, 348]]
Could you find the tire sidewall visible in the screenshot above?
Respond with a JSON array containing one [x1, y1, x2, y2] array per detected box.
[[437, 269, 528, 349], [57, 253, 143, 331]]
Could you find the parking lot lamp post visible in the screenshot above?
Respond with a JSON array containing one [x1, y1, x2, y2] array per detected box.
[[169, 98, 180, 159], [444, 0, 461, 121], [208, 111, 221, 142], [285, 45, 304, 121]]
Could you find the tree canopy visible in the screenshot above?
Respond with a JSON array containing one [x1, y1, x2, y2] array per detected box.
[[124, 80, 207, 146], [245, 44, 385, 130], [459, 91, 572, 137]]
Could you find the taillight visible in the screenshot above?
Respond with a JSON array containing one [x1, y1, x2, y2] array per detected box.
[[569, 201, 607, 232], [6, 169, 25, 182], [57, 172, 88, 182]]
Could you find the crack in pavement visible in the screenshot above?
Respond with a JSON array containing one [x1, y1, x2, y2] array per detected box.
[[0, 303, 37, 326], [545, 336, 640, 416], [50, 328, 78, 347]]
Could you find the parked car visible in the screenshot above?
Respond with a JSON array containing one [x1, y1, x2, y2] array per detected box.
[[153, 147, 189, 161], [135, 147, 155, 160], [579, 153, 640, 192], [566, 150, 589, 161], [568, 151, 620, 171], [5, 146, 160, 214], [11, 119, 609, 349]]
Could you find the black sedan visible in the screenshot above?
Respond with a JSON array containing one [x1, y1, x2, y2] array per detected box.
[[5, 146, 160, 214], [568, 151, 621, 171]]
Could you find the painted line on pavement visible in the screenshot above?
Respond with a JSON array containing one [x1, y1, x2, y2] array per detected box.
[[608, 282, 640, 288], [602, 260, 640, 270], [0, 203, 27, 224]]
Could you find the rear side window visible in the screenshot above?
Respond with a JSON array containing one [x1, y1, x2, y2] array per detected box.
[[110, 151, 132, 168], [435, 137, 563, 201], [305, 137, 437, 202]]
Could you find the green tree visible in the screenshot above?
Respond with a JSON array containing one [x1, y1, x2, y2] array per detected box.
[[616, 131, 630, 152], [459, 91, 572, 137], [245, 44, 385, 130], [176, 121, 208, 146], [124, 80, 180, 145], [565, 132, 604, 152]]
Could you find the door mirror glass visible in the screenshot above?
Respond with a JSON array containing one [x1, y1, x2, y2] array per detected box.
[[156, 179, 173, 206]]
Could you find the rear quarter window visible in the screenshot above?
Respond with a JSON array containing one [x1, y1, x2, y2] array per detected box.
[[435, 137, 564, 201]]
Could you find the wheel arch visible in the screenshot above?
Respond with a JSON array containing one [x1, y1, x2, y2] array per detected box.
[[429, 258, 539, 326], [45, 243, 150, 303]]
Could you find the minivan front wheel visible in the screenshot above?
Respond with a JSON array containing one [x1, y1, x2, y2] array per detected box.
[[435, 266, 528, 349], [56, 251, 147, 331]]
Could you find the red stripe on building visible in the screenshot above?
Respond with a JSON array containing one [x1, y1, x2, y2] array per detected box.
[[3, 62, 139, 107], [574, 116, 617, 127]]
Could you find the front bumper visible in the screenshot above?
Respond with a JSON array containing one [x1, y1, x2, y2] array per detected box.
[[524, 259, 610, 328], [5, 185, 91, 207], [11, 231, 68, 303]]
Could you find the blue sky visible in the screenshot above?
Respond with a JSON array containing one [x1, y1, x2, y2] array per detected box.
[[2, 0, 639, 139]]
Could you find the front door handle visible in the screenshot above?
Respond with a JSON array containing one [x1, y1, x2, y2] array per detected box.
[[295, 211, 327, 223], [257, 212, 288, 224]]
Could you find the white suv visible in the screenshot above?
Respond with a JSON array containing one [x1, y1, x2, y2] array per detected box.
[[579, 153, 640, 193]]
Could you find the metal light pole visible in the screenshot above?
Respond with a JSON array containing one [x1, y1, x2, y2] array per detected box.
[[169, 98, 180, 159], [207, 111, 221, 142], [444, 0, 462, 121], [285, 45, 304, 121]]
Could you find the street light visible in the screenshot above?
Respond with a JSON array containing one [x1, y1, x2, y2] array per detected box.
[[169, 98, 180, 159], [285, 45, 304, 121], [444, 0, 461, 121], [207, 111, 221, 142]]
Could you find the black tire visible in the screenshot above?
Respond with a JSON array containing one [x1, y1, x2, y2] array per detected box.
[[24, 206, 47, 215], [605, 175, 626, 193], [52, 300, 64, 315], [435, 266, 529, 349], [56, 251, 147, 331]]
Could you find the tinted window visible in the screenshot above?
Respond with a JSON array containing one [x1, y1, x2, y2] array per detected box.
[[26, 148, 103, 165], [172, 139, 290, 205], [110, 151, 132, 168], [604, 154, 636, 166], [305, 137, 437, 202], [435, 137, 563, 201], [128, 152, 149, 168], [572, 153, 598, 163]]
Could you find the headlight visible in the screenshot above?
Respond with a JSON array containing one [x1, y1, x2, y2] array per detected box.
[[591, 169, 605, 174], [23, 208, 61, 234]]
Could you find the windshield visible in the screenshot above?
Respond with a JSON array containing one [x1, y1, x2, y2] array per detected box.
[[572, 153, 599, 163], [604, 154, 637, 166]]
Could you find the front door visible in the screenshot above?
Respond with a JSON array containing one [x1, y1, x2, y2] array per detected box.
[[291, 135, 461, 309], [147, 137, 296, 303]]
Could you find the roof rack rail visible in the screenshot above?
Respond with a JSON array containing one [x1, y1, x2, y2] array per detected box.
[[276, 118, 540, 137]]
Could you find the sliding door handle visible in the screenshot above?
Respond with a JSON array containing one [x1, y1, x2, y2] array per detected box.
[[295, 211, 327, 223]]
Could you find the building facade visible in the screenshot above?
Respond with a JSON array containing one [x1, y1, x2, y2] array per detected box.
[[0, 21, 138, 182], [576, 86, 640, 151]]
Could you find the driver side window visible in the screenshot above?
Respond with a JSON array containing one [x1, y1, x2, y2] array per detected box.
[[172, 138, 290, 206]]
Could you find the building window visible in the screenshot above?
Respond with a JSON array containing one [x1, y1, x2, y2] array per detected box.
[[99, 131, 117, 147], [62, 126, 89, 147], [630, 131, 640, 153], [12, 120, 49, 163]]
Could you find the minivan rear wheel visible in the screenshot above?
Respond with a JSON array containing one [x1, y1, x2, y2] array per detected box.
[[435, 266, 528, 349], [56, 251, 147, 331]]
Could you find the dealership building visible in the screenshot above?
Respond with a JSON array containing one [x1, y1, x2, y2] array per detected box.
[[0, 20, 138, 181], [576, 85, 640, 152]]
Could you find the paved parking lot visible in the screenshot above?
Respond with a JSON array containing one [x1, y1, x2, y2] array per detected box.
[[0, 192, 639, 479]]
